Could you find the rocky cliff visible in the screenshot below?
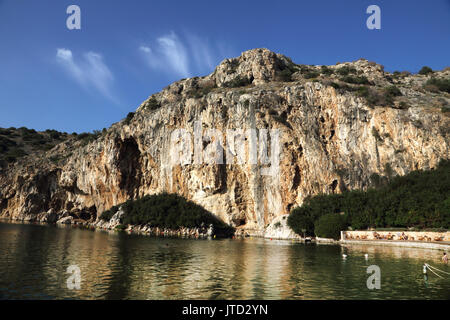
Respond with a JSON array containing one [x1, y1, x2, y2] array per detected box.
[[0, 48, 449, 236]]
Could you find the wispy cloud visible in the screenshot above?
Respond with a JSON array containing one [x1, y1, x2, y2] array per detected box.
[[186, 33, 214, 71], [56, 48, 117, 103], [140, 32, 189, 77], [140, 32, 229, 78]]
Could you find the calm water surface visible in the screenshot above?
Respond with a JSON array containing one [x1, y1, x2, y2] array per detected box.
[[0, 222, 448, 300]]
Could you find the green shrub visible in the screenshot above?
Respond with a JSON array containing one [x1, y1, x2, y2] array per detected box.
[[278, 69, 294, 82], [287, 209, 314, 236], [146, 97, 161, 110], [385, 85, 402, 97], [0, 136, 17, 153], [418, 66, 433, 75], [341, 75, 369, 85], [187, 85, 216, 98], [337, 66, 357, 76], [356, 86, 393, 107], [100, 205, 120, 221], [304, 71, 320, 79], [328, 82, 340, 89], [314, 213, 347, 240], [224, 76, 252, 88], [372, 127, 383, 142], [99, 193, 235, 237], [424, 78, 450, 93], [320, 66, 334, 75], [288, 159, 450, 234], [125, 112, 135, 125], [77, 131, 100, 145]]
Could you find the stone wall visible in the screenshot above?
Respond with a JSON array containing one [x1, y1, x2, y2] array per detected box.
[[342, 230, 450, 242]]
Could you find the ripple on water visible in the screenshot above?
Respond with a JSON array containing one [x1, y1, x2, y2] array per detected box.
[[0, 222, 448, 300]]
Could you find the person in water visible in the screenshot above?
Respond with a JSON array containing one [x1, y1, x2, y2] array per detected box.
[[443, 252, 448, 263]]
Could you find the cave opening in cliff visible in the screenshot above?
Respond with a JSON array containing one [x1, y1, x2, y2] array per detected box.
[[116, 137, 142, 198]]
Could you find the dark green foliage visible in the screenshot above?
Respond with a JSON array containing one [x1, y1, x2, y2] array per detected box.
[[45, 129, 62, 140], [304, 71, 320, 79], [384, 86, 402, 97], [287, 209, 314, 236], [146, 97, 161, 111], [341, 75, 369, 85], [0, 126, 69, 166], [337, 66, 357, 76], [288, 160, 450, 235], [100, 205, 120, 221], [223, 76, 252, 88], [3, 148, 27, 163], [424, 77, 450, 93], [49, 155, 61, 164], [278, 69, 294, 82], [125, 112, 135, 125], [314, 213, 347, 240], [356, 86, 393, 107], [323, 81, 341, 89], [418, 66, 433, 75], [76, 131, 101, 146], [0, 136, 17, 153], [187, 85, 216, 98], [99, 193, 235, 237], [371, 127, 383, 142], [320, 66, 334, 75]]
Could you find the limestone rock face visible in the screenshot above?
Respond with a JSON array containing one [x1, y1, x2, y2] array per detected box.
[[0, 49, 449, 235]]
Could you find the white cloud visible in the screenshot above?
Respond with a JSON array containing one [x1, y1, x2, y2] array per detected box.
[[139, 46, 151, 53], [140, 32, 190, 78], [186, 33, 214, 71], [56, 48, 116, 102], [140, 32, 227, 78]]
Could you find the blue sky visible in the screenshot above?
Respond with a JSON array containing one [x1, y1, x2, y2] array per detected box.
[[0, 0, 449, 133]]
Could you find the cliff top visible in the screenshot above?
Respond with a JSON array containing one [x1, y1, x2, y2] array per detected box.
[[137, 48, 450, 113]]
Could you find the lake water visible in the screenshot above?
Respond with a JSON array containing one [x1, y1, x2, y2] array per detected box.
[[0, 222, 448, 300]]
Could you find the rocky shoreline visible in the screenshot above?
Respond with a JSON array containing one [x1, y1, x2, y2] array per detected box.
[[2, 210, 449, 251], [1, 218, 449, 252]]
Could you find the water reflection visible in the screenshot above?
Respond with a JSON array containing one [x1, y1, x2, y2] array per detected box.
[[0, 223, 448, 300]]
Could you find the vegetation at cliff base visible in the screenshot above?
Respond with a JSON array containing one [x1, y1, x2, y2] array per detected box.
[[288, 160, 450, 239], [100, 193, 235, 237], [314, 213, 347, 240]]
